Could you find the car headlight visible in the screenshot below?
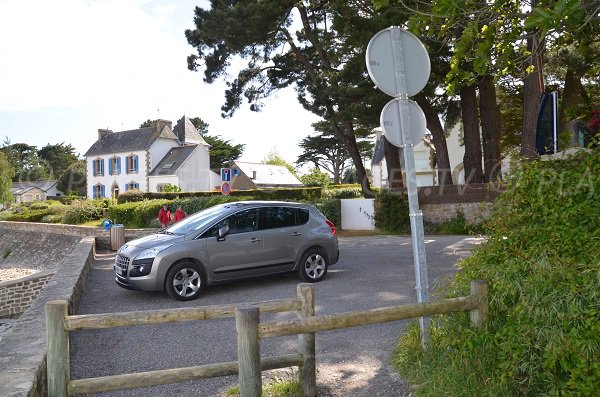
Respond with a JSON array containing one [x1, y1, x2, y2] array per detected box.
[[134, 244, 173, 260]]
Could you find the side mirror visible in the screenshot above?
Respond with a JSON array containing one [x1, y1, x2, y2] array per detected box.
[[217, 225, 230, 241]]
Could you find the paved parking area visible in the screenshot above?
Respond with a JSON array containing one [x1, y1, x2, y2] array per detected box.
[[69, 235, 481, 396]]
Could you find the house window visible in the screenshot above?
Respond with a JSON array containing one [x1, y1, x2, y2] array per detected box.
[[93, 184, 105, 199], [111, 183, 120, 198], [126, 154, 139, 174], [109, 157, 121, 175], [126, 181, 140, 191], [92, 158, 104, 176]]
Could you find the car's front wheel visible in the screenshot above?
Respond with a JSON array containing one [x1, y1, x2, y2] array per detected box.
[[165, 261, 205, 301], [298, 248, 328, 282]]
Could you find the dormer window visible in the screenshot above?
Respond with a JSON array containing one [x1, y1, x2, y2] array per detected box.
[[92, 158, 104, 176], [126, 154, 139, 174]]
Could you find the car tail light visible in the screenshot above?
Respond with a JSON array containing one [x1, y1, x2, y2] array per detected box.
[[325, 219, 336, 235]]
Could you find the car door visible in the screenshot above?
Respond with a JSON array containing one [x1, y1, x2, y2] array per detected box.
[[259, 206, 305, 272], [205, 208, 265, 281]]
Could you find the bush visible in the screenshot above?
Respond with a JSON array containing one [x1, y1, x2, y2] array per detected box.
[[62, 200, 103, 224], [313, 199, 341, 227], [322, 187, 362, 199], [374, 189, 410, 233], [117, 188, 322, 204], [108, 199, 170, 228], [423, 211, 485, 235], [3, 209, 47, 222], [392, 149, 600, 396]]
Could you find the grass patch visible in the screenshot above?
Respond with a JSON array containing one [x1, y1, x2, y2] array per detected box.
[[225, 376, 302, 397]]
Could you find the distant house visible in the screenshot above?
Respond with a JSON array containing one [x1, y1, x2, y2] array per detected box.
[[230, 161, 303, 190], [84, 116, 220, 198], [10, 180, 62, 203]]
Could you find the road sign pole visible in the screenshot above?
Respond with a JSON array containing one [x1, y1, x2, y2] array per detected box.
[[390, 27, 430, 348]]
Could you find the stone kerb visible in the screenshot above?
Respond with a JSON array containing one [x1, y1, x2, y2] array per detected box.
[[0, 237, 95, 397], [0, 270, 55, 318]]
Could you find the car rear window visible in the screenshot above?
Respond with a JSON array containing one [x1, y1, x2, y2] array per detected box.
[[296, 208, 309, 225], [264, 207, 296, 229]]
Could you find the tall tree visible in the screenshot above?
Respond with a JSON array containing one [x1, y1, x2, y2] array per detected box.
[[0, 152, 15, 206], [0, 143, 48, 182], [188, 117, 245, 170], [297, 121, 373, 184], [263, 150, 298, 178], [186, 1, 379, 196], [57, 159, 86, 196], [38, 143, 79, 180]]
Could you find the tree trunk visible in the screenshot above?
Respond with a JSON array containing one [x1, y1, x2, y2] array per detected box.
[[331, 120, 374, 197], [559, 68, 583, 135], [521, 33, 544, 159], [478, 75, 502, 182], [415, 96, 453, 185], [460, 84, 484, 184], [383, 136, 404, 190]]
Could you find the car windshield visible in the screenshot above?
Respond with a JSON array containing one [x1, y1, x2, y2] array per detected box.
[[165, 204, 229, 235]]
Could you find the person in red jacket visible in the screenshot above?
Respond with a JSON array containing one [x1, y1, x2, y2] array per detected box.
[[158, 204, 171, 228], [174, 206, 186, 223]]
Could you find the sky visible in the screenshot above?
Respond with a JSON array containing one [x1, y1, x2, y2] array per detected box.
[[0, 0, 320, 168]]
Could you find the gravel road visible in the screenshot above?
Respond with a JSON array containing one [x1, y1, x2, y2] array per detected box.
[[70, 235, 481, 396]]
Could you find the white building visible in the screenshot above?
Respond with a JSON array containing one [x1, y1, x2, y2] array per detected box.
[[371, 123, 468, 187], [84, 116, 220, 198]]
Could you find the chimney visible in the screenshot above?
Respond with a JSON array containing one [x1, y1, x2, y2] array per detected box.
[[156, 119, 172, 133], [98, 129, 112, 140]]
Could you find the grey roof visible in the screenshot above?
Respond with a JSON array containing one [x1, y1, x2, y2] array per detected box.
[[234, 162, 303, 186], [173, 116, 210, 146], [11, 180, 58, 192], [149, 145, 198, 176], [84, 126, 178, 157]]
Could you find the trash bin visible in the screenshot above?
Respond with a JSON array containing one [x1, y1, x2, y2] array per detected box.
[[110, 224, 125, 251]]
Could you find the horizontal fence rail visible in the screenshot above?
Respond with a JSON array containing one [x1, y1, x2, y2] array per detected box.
[[68, 354, 302, 395], [259, 296, 477, 338], [64, 298, 301, 330]]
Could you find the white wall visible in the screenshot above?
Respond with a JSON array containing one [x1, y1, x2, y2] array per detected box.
[[176, 146, 214, 192], [148, 138, 178, 172], [147, 176, 179, 192], [86, 149, 147, 198], [340, 199, 375, 231]]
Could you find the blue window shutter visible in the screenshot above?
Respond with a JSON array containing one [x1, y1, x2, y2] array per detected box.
[[135, 155, 139, 174], [125, 183, 129, 192], [101, 159, 105, 176], [101, 185, 105, 198], [135, 183, 139, 190], [92, 187, 96, 199], [92, 160, 96, 176], [117, 157, 121, 174], [125, 156, 129, 174], [108, 158, 113, 175]]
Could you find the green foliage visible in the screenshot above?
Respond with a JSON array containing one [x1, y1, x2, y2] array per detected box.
[[108, 199, 170, 228], [392, 148, 600, 396], [225, 376, 302, 396], [424, 211, 485, 235], [37, 143, 79, 180], [117, 189, 146, 203], [321, 187, 362, 200], [161, 183, 182, 193], [117, 188, 322, 204], [62, 200, 103, 224], [0, 151, 15, 205], [58, 159, 86, 196], [203, 134, 245, 170], [300, 168, 331, 188], [3, 209, 47, 222], [2, 247, 10, 259], [374, 189, 410, 233], [313, 199, 340, 227], [263, 150, 298, 178]]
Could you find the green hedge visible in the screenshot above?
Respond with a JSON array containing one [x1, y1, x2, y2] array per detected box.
[[108, 199, 170, 228], [374, 189, 410, 233], [392, 149, 600, 396], [117, 187, 322, 204]]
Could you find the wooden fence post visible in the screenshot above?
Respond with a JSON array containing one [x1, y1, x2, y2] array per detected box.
[[470, 280, 489, 328], [46, 300, 69, 397], [297, 283, 316, 397], [236, 306, 261, 397]]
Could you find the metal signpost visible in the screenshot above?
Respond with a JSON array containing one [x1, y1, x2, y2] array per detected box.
[[366, 27, 431, 347]]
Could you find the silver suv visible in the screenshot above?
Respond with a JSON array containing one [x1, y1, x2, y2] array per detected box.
[[114, 201, 339, 300]]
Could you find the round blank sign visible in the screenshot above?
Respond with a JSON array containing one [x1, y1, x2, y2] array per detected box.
[[381, 98, 426, 147], [366, 27, 430, 97]]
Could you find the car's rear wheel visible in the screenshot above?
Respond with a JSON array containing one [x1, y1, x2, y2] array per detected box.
[[165, 261, 205, 301], [298, 248, 328, 282]]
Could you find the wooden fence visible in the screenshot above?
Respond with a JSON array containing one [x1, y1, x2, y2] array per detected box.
[[46, 280, 488, 397]]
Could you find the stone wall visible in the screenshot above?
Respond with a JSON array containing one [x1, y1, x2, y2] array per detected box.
[[0, 237, 95, 397], [0, 271, 55, 318], [421, 202, 494, 225]]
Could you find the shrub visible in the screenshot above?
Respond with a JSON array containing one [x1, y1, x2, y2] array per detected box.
[[108, 199, 170, 228], [300, 168, 331, 187], [313, 199, 340, 227], [3, 209, 47, 222], [62, 200, 103, 224], [392, 148, 600, 396], [374, 189, 410, 233], [322, 187, 362, 199]]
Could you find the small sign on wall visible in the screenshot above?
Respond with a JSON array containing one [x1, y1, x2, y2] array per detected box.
[[341, 199, 375, 231]]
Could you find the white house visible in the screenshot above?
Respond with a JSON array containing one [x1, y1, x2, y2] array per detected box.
[[84, 116, 219, 198], [10, 180, 62, 203]]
